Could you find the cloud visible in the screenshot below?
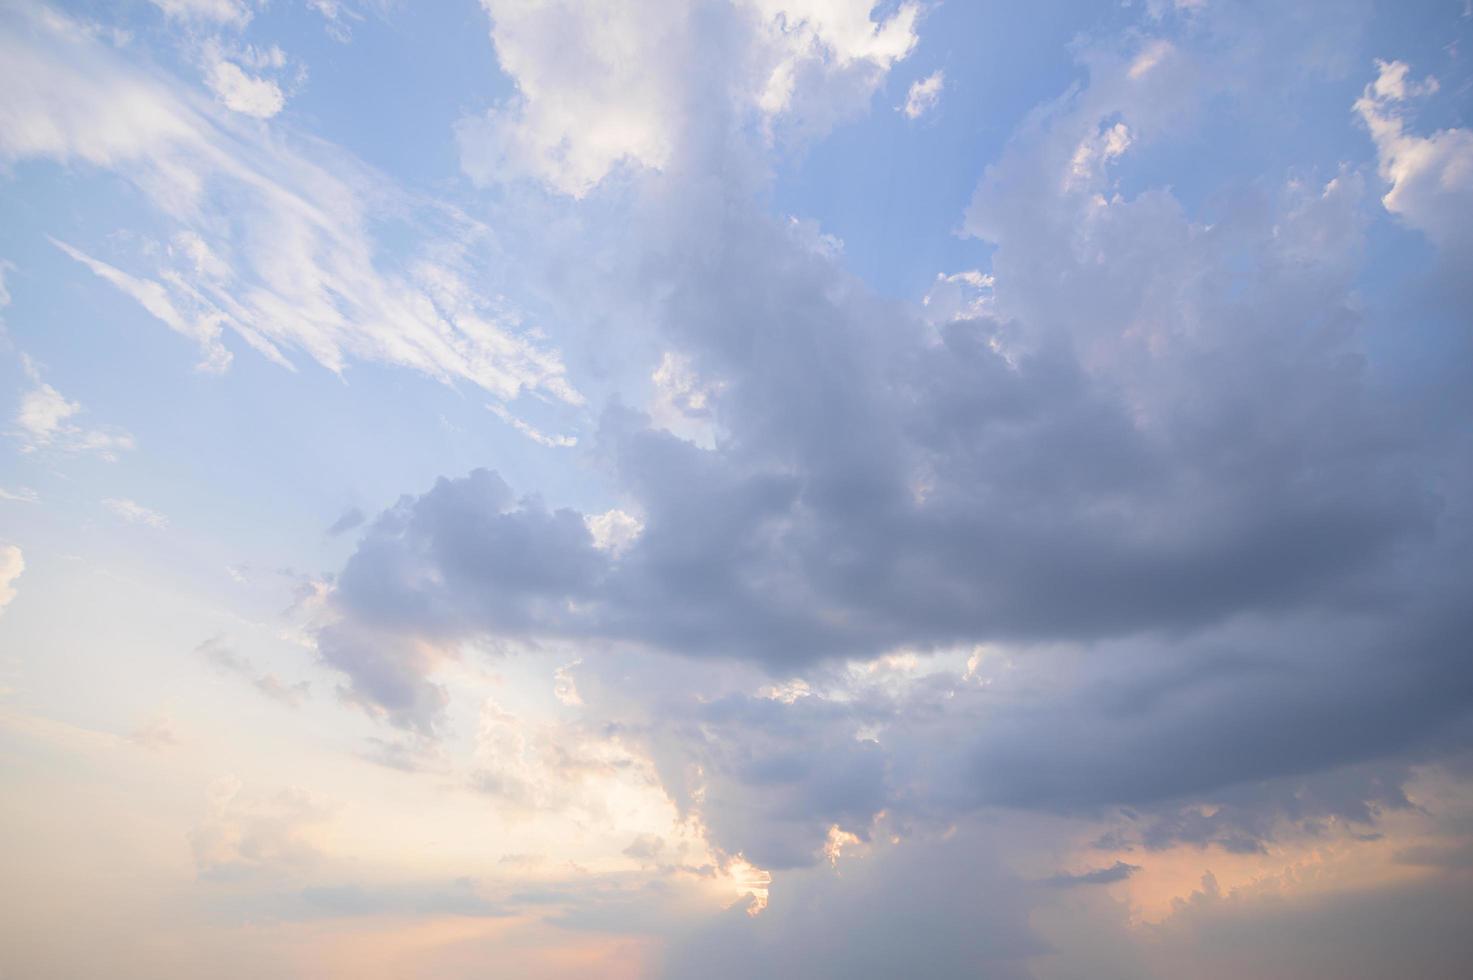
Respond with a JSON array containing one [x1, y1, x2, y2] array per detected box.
[[12, 356, 136, 459], [0, 5, 581, 406], [662, 828, 1044, 980], [585, 508, 644, 557], [901, 68, 942, 119], [149, 0, 253, 28], [309, 12, 1473, 912], [1044, 861, 1140, 887], [190, 777, 330, 880], [9, 4, 1468, 972], [104, 497, 170, 529], [1355, 59, 1473, 254], [197, 635, 311, 708], [0, 543, 23, 615], [458, 0, 920, 196], [553, 659, 584, 706], [52, 239, 231, 371], [306, 0, 361, 43], [487, 401, 578, 448], [204, 56, 285, 118]]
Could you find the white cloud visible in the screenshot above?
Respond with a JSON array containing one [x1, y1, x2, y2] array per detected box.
[[0, 14, 198, 178], [51, 239, 231, 372], [487, 402, 578, 448], [1067, 120, 1133, 188], [922, 269, 997, 323], [0, 544, 23, 616], [0, 7, 581, 407], [307, 0, 359, 43], [1355, 59, 1473, 254], [585, 508, 644, 556], [902, 69, 943, 119], [1127, 38, 1174, 79], [104, 497, 170, 529], [0, 487, 39, 503], [460, 0, 920, 196], [13, 356, 136, 459], [170, 230, 230, 281], [204, 57, 285, 118]]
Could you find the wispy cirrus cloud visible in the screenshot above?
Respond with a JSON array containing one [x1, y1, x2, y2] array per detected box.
[[1, 3, 582, 410], [104, 497, 170, 529]]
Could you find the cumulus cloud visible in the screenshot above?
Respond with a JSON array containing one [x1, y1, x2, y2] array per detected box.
[[458, 0, 920, 196], [309, 12, 1473, 911], [9, 2, 1470, 973], [204, 56, 285, 118], [1355, 58, 1473, 254]]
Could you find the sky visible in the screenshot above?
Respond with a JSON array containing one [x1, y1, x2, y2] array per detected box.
[[1, 0, 1472, 977]]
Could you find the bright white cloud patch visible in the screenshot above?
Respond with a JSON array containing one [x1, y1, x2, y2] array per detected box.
[[204, 57, 285, 118], [0, 6, 581, 406], [585, 508, 644, 556], [1356, 59, 1473, 253], [461, 0, 921, 195], [902, 68, 943, 118]]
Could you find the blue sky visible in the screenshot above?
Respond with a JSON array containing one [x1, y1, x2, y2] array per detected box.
[[3, 1, 1473, 977]]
